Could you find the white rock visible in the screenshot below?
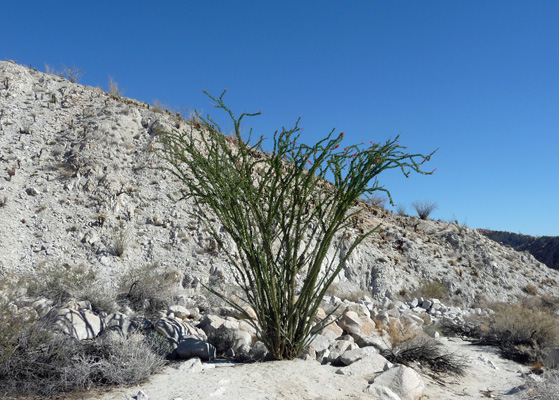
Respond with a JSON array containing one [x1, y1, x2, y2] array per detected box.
[[370, 365, 425, 400]]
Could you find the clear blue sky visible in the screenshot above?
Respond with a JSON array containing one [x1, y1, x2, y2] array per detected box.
[[2, 1, 558, 236]]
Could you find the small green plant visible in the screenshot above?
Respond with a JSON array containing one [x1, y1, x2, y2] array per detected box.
[[158, 90, 436, 360], [412, 200, 438, 220]]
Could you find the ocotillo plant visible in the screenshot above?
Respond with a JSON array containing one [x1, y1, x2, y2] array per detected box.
[[157, 90, 436, 360]]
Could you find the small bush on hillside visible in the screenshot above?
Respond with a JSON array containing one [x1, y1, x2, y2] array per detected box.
[[111, 222, 131, 257], [477, 301, 559, 363], [108, 76, 123, 97], [412, 200, 437, 219], [395, 203, 407, 216], [383, 335, 466, 376], [409, 280, 450, 302], [24, 262, 117, 313], [62, 64, 83, 83], [368, 193, 387, 209], [119, 263, 182, 315]]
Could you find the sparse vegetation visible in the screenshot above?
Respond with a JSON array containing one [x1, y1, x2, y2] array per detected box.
[[111, 221, 131, 257], [412, 200, 438, 220], [395, 203, 407, 216], [378, 319, 465, 375], [62, 63, 83, 83], [367, 193, 387, 209], [525, 370, 559, 400], [0, 325, 164, 398], [158, 90, 436, 359], [25, 262, 117, 313], [119, 263, 182, 316], [108, 76, 123, 97], [524, 284, 538, 296], [409, 279, 450, 302], [477, 301, 559, 363]]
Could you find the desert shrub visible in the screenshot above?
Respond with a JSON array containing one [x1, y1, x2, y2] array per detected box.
[[525, 370, 559, 400], [410, 279, 450, 301], [23, 262, 117, 313], [477, 301, 559, 363], [338, 290, 370, 303], [0, 325, 164, 398], [119, 264, 182, 315], [108, 76, 123, 97], [367, 193, 387, 209], [395, 203, 407, 216], [382, 335, 466, 375], [158, 90, 436, 360], [523, 284, 538, 296], [378, 319, 465, 375], [142, 327, 176, 358], [111, 222, 131, 257], [412, 200, 437, 219], [82, 331, 166, 385], [62, 64, 83, 83]]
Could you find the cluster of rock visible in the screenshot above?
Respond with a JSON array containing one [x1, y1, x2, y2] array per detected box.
[[18, 292, 500, 400]]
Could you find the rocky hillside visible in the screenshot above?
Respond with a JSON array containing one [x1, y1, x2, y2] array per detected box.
[[2, 60, 559, 306], [480, 229, 559, 271]]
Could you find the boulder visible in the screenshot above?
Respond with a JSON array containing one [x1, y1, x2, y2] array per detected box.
[[336, 354, 390, 378], [338, 311, 363, 335], [103, 312, 134, 336], [321, 317, 344, 339], [327, 339, 358, 364], [43, 307, 102, 340], [340, 346, 379, 365], [174, 357, 203, 373], [168, 305, 193, 319], [175, 338, 216, 361], [369, 365, 425, 400], [364, 385, 402, 400], [154, 317, 206, 345], [355, 335, 391, 352]]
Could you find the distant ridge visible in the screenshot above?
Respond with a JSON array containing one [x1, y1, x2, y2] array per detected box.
[[479, 229, 559, 270]]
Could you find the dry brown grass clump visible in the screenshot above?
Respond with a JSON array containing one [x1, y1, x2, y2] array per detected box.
[[477, 300, 559, 363], [377, 319, 466, 376], [409, 279, 450, 302]]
